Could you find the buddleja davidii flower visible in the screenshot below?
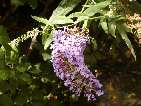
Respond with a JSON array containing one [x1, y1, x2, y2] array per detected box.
[[64, 66, 103, 101], [51, 27, 103, 101], [51, 50, 76, 80]]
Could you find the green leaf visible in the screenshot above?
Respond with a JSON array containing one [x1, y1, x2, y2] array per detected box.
[[20, 73, 32, 84], [0, 25, 11, 50], [49, 0, 81, 20], [5, 44, 19, 64], [108, 22, 116, 38], [16, 63, 30, 73], [100, 19, 108, 34], [42, 26, 53, 50], [44, 33, 52, 50], [51, 16, 73, 24], [0, 48, 5, 68], [68, 12, 87, 18], [11, 0, 38, 9], [117, 24, 136, 60], [32, 15, 73, 25], [8, 50, 19, 63], [11, 0, 25, 7], [0, 69, 9, 80], [120, 23, 131, 33], [30, 64, 41, 74], [76, 16, 89, 23], [110, 15, 126, 22], [42, 52, 51, 61], [91, 38, 97, 49], [31, 16, 51, 25], [83, 0, 111, 17]]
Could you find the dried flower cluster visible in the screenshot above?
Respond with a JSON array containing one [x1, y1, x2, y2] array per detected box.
[[51, 27, 103, 101], [10, 28, 39, 46], [126, 13, 141, 44]]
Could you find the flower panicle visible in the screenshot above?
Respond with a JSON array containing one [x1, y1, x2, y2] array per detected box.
[[51, 27, 103, 101]]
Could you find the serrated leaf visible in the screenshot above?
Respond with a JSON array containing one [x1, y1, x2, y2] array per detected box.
[[83, 0, 111, 17], [100, 19, 108, 34], [108, 22, 116, 38], [117, 24, 136, 60], [31, 16, 51, 25], [51, 16, 73, 24], [49, 0, 81, 20]]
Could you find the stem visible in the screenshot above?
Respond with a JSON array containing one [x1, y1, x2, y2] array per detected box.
[[81, 0, 89, 12]]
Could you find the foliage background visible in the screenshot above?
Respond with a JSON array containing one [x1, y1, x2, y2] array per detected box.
[[0, 0, 141, 106]]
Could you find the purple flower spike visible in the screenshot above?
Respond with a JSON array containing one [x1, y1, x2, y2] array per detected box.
[[51, 27, 103, 101]]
